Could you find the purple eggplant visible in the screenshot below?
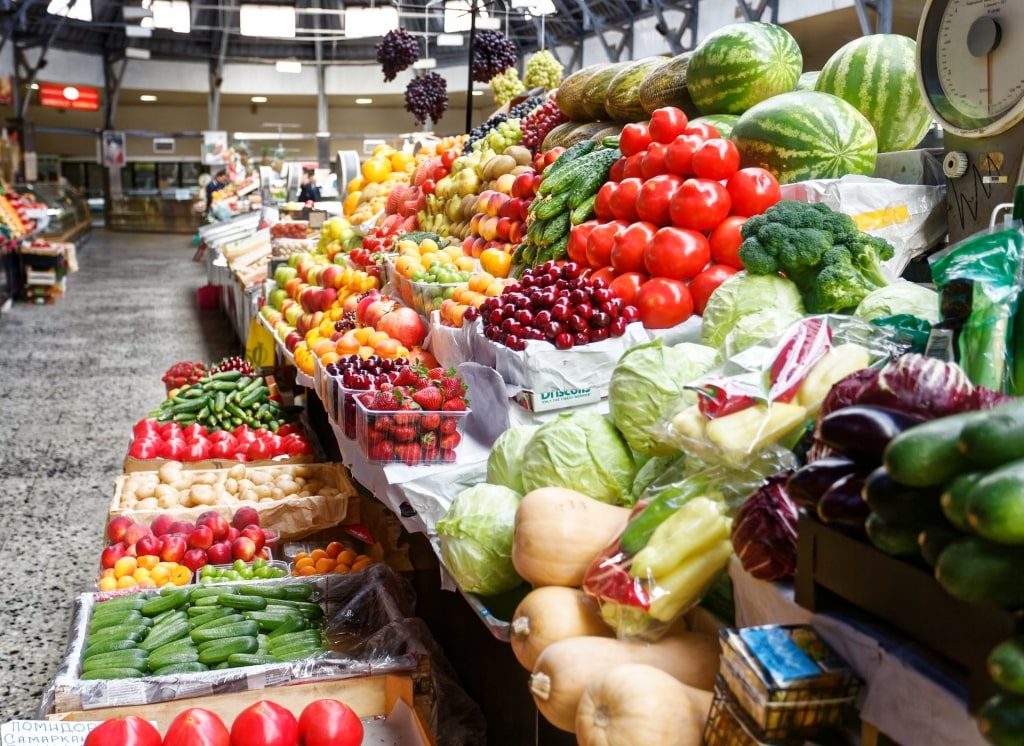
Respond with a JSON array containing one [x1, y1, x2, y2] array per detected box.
[[816, 405, 927, 466], [786, 456, 860, 511], [817, 472, 870, 531]]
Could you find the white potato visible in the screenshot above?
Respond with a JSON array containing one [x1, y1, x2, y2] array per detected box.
[[224, 478, 238, 494], [137, 497, 159, 510], [157, 490, 180, 509], [270, 487, 286, 501], [133, 481, 157, 500], [227, 463, 247, 481], [249, 470, 271, 486], [158, 461, 184, 483], [239, 488, 259, 503], [190, 484, 216, 506], [255, 484, 273, 499], [304, 480, 323, 495]]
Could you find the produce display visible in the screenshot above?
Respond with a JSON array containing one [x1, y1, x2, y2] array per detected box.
[[289, 544, 376, 576], [129, 420, 313, 463], [149, 370, 294, 434], [198, 558, 288, 584]]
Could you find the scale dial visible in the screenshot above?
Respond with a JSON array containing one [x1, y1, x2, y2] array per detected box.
[[918, 0, 1024, 137]]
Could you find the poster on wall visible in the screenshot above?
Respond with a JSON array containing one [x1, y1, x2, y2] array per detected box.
[[0, 76, 12, 106], [202, 131, 229, 165], [102, 131, 126, 169]]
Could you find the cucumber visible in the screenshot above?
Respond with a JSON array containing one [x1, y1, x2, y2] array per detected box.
[[80, 667, 148, 680], [935, 536, 1024, 608], [90, 610, 143, 633], [266, 615, 307, 638], [275, 647, 326, 662], [237, 585, 291, 600], [967, 459, 1024, 544], [148, 636, 198, 657], [149, 610, 188, 631], [148, 649, 201, 671], [141, 589, 191, 616], [267, 630, 322, 652], [958, 400, 1024, 468], [198, 636, 259, 665], [86, 624, 149, 647], [217, 593, 268, 611], [989, 639, 1024, 696], [226, 653, 280, 667], [92, 596, 147, 613], [263, 598, 323, 619], [190, 584, 239, 599], [140, 619, 191, 651], [192, 613, 247, 632], [191, 620, 260, 644], [883, 410, 990, 487], [862, 467, 944, 525], [941, 471, 987, 532], [244, 610, 305, 631], [978, 693, 1024, 746], [82, 649, 149, 673], [152, 662, 210, 676], [279, 584, 313, 601], [83, 638, 141, 659], [191, 595, 224, 607], [865, 512, 920, 556], [917, 522, 964, 568]]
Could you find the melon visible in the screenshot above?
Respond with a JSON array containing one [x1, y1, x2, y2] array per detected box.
[[796, 71, 820, 91], [605, 57, 667, 122], [556, 64, 610, 121], [814, 34, 932, 153], [730, 90, 878, 185], [580, 62, 631, 121], [689, 114, 740, 140], [687, 21, 802, 115], [639, 52, 700, 116]]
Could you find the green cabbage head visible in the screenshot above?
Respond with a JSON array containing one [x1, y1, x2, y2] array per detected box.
[[487, 425, 541, 494]]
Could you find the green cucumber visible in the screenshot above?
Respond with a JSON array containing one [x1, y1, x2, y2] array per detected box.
[[83, 638, 141, 659], [80, 667, 148, 680], [244, 610, 304, 631], [941, 471, 986, 532], [958, 400, 1024, 468], [198, 636, 259, 664], [140, 619, 192, 652], [989, 639, 1024, 696], [532, 191, 570, 221], [279, 584, 313, 601], [266, 615, 307, 638], [191, 620, 260, 643], [152, 662, 210, 676], [192, 613, 247, 631], [148, 649, 201, 670], [217, 593, 268, 611], [82, 649, 149, 673], [191, 594, 224, 607], [90, 610, 143, 633], [267, 630, 322, 651], [226, 653, 280, 667], [92, 595, 148, 613], [883, 410, 990, 487], [966, 459, 1024, 544], [86, 624, 149, 647], [141, 589, 191, 616], [190, 584, 239, 600], [237, 585, 291, 600], [263, 598, 323, 619]]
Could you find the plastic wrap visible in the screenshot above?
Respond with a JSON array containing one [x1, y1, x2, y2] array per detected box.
[[41, 564, 487, 746], [658, 315, 893, 468]]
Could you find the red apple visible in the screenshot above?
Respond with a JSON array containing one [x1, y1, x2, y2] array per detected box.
[[182, 548, 208, 572], [135, 534, 162, 557], [160, 535, 187, 563], [150, 514, 174, 537], [226, 526, 241, 543], [240, 525, 266, 553], [107, 516, 135, 543], [207, 541, 232, 565], [256, 548, 271, 561], [197, 513, 230, 542], [167, 520, 195, 537], [123, 523, 152, 547], [231, 506, 260, 530], [188, 525, 214, 551], [101, 543, 128, 569], [231, 536, 257, 562]]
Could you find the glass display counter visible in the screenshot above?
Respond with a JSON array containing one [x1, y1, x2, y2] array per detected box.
[[12, 183, 91, 244], [106, 189, 205, 234]]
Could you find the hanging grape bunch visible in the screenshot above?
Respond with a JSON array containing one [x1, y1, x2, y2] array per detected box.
[[490, 68, 526, 107], [471, 29, 518, 83], [376, 28, 420, 82], [523, 50, 563, 91], [405, 72, 449, 126]]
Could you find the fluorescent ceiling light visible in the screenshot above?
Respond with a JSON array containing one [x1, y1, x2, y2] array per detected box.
[[315, 131, 331, 137], [436, 33, 463, 46], [355, 98, 373, 104], [47, 0, 92, 21], [412, 58, 437, 70], [150, 1, 191, 33], [513, 0, 556, 14], [240, 4, 296, 38], [251, 96, 268, 103], [472, 90, 483, 96], [344, 7, 399, 39], [476, 16, 501, 29], [126, 25, 153, 37], [125, 47, 151, 59], [275, 60, 302, 74], [232, 132, 307, 141], [124, 7, 153, 20], [140, 94, 158, 101]]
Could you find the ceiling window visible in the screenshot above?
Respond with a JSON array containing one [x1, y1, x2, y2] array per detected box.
[[240, 4, 297, 38], [344, 7, 400, 39], [443, 0, 498, 32], [47, 0, 92, 21], [141, 0, 191, 33]]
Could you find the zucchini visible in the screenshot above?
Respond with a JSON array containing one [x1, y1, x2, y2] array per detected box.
[[864, 512, 920, 556], [218, 593, 268, 611], [958, 400, 1024, 468], [152, 662, 209, 676], [862, 466, 944, 525], [883, 410, 990, 487], [140, 619, 191, 651], [80, 667, 148, 680], [83, 638, 141, 659], [81, 649, 149, 673], [935, 536, 1024, 608], [191, 620, 260, 644], [988, 638, 1024, 696], [941, 471, 986, 532], [198, 636, 260, 665]]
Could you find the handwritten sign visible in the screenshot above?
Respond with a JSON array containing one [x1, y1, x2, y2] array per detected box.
[[1, 720, 98, 745]]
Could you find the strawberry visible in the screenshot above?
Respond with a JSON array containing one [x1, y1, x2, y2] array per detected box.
[[439, 417, 459, 435], [440, 432, 462, 450], [393, 366, 420, 386], [440, 375, 466, 401], [413, 386, 443, 411], [413, 378, 433, 390], [392, 424, 417, 442], [420, 431, 437, 449], [378, 382, 394, 392], [365, 427, 386, 445], [440, 448, 457, 463], [442, 397, 467, 412], [421, 446, 441, 462], [372, 414, 393, 433], [420, 413, 441, 432], [370, 390, 400, 410], [369, 441, 395, 461], [393, 412, 417, 426], [427, 367, 446, 380], [395, 442, 422, 466]]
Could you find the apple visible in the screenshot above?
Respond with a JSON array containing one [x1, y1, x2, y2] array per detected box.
[[135, 534, 162, 557], [150, 514, 174, 537], [285, 331, 303, 353], [207, 541, 232, 565], [182, 548, 208, 572], [160, 535, 187, 563], [240, 525, 266, 553], [287, 251, 312, 270], [256, 547, 271, 561], [494, 172, 517, 195], [198, 512, 230, 542], [284, 303, 304, 327], [231, 536, 257, 562], [188, 525, 214, 551], [231, 506, 261, 530], [226, 526, 241, 543], [320, 265, 342, 289], [101, 543, 128, 569], [123, 523, 152, 547], [167, 520, 195, 537], [107, 516, 135, 543], [273, 264, 298, 287]]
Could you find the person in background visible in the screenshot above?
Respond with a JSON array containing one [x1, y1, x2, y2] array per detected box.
[[205, 170, 229, 212], [298, 170, 321, 203]]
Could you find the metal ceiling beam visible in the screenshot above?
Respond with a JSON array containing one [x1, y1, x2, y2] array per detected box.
[[0, 0, 39, 57], [103, 54, 128, 130], [648, 0, 697, 54], [209, 0, 235, 131], [734, 0, 778, 23], [16, 4, 73, 119], [853, 0, 892, 35], [573, 0, 631, 62]]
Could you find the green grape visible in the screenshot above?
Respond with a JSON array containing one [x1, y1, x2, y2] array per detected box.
[[490, 68, 526, 107], [524, 50, 563, 91]]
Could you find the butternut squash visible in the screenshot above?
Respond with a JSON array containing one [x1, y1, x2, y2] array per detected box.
[[512, 487, 631, 587], [510, 586, 614, 671], [576, 663, 713, 746], [529, 632, 721, 733]]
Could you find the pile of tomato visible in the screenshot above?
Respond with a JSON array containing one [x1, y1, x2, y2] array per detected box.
[[567, 106, 782, 329]]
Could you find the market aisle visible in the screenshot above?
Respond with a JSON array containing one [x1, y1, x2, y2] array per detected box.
[[0, 231, 239, 719]]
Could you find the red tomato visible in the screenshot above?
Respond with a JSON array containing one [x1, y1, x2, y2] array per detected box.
[[644, 226, 711, 281], [230, 700, 298, 746], [607, 156, 627, 183], [247, 439, 272, 461], [648, 106, 690, 144], [85, 716, 162, 746], [726, 167, 782, 217], [640, 142, 670, 179], [635, 278, 695, 329], [609, 271, 649, 305], [298, 699, 364, 746], [440, 148, 459, 169], [609, 178, 642, 222], [684, 121, 721, 139], [690, 263, 739, 315], [128, 437, 162, 460], [586, 220, 628, 269], [611, 221, 658, 273], [691, 138, 740, 181], [619, 122, 653, 157], [160, 438, 186, 461], [621, 153, 645, 180], [589, 265, 619, 287], [709, 215, 747, 269], [664, 133, 704, 177], [210, 440, 235, 459], [635, 173, 683, 226], [163, 708, 231, 746], [593, 182, 616, 221], [132, 418, 161, 439], [669, 178, 732, 232], [567, 221, 599, 265], [184, 440, 211, 462]]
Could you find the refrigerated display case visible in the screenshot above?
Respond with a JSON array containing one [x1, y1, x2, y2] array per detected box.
[[12, 183, 91, 244]]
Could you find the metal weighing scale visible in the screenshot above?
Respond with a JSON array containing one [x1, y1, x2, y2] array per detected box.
[[918, 0, 1024, 245]]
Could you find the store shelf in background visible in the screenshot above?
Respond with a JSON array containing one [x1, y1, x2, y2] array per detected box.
[[794, 513, 1021, 711]]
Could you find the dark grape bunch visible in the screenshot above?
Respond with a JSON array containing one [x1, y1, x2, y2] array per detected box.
[[471, 29, 517, 83], [462, 112, 508, 154], [510, 95, 546, 120], [520, 98, 568, 153], [377, 28, 420, 82], [405, 72, 449, 125]]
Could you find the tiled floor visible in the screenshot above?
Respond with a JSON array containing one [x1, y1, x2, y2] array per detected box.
[[0, 230, 239, 719]]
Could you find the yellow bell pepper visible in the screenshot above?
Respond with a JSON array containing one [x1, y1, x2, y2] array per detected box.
[[705, 401, 808, 454], [795, 343, 872, 409], [630, 497, 730, 579], [647, 537, 734, 623]]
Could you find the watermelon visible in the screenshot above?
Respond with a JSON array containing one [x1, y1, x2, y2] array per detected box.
[[730, 90, 878, 185], [796, 71, 820, 91], [689, 114, 740, 140], [686, 22, 802, 115], [814, 34, 932, 153]]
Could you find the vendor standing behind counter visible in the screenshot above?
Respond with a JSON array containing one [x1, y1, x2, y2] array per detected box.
[[205, 170, 229, 212], [298, 170, 322, 203]]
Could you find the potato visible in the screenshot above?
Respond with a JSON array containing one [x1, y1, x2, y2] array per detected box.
[[235, 479, 253, 495], [193, 472, 218, 486], [275, 479, 299, 496], [298, 491, 312, 498], [259, 496, 277, 503], [255, 484, 273, 499], [137, 497, 159, 510], [320, 487, 339, 498], [293, 477, 307, 489], [157, 489, 180, 509], [305, 480, 323, 495], [124, 476, 144, 494], [227, 463, 247, 481], [249, 470, 271, 486], [294, 465, 315, 479], [239, 488, 259, 503], [133, 481, 158, 500], [270, 487, 286, 501], [158, 461, 184, 483], [224, 478, 238, 495], [190, 484, 216, 506]]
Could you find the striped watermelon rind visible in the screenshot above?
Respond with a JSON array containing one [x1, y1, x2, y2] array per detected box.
[[814, 34, 932, 153], [730, 90, 878, 185], [796, 71, 820, 91], [687, 22, 803, 115], [689, 114, 740, 140]]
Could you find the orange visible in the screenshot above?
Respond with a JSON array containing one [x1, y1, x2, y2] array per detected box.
[[136, 555, 160, 570], [310, 549, 328, 562], [315, 557, 337, 574], [114, 556, 138, 579], [351, 558, 373, 573], [325, 542, 344, 559], [294, 557, 315, 571], [171, 566, 192, 585], [333, 563, 351, 574], [297, 565, 317, 576], [361, 157, 392, 183], [337, 549, 357, 567], [480, 248, 512, 278], [293, 551, 310, 563], [390, 151, 414, 172]]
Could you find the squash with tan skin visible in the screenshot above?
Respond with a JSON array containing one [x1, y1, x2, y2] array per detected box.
[[510, 586, 615, 672], [576, 663, 714, 746], [512, 488, 632, 587]]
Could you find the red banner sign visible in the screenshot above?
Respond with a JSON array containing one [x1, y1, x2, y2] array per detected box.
[[38, 82, 100, 111]]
